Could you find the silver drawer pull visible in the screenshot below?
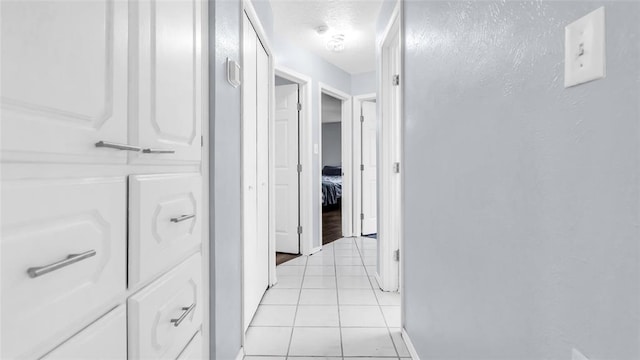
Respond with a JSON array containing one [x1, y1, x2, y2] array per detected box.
[[95, 141, 141, 152], [27, 250, 97, 278], [171, 303, 196, 327], [142, 148, 176, 154], [171, 214, 196, 223]]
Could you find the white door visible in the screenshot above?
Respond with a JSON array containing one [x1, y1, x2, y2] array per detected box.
[[131, 0, 203, 163], [242, 13, 270, 331], [361, 101, 377, 235], [0, 0, 128, 164], [274, 84, 300, 254]]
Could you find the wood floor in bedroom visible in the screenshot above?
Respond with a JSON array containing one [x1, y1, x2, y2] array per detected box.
[[322, 205, 342, 245]]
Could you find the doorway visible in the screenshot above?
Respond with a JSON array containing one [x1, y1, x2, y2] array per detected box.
[[274, 75, 301, 265], [321, 93, 343, 245], [318, 84, 353, 249]]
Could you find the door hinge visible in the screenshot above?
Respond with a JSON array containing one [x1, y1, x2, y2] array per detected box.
[[201, 136, 204, 147], [393, 74, 400, 86], [360, 213, 365, 220], [360, 164, 364, 171], [360, 115, 364, 123], [393, 162, 400, 173], [297, 103, 302, 111], [297, 164, 302, 173], [393, 249, 400, 261], [297, 226, 303, 235]]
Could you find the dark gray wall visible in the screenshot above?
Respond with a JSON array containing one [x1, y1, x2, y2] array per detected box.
[[322, 123, 342, 167], [209, 1, 242, 359], [403, 1, 640, 359]]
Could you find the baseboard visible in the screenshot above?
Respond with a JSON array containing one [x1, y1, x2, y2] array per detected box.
[[401, 328, 420, 360], [234, 347, 244, 360], [374, 273, 383, 289]]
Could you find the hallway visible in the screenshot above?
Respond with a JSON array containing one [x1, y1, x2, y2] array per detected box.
[[244, 237, 409, 359]]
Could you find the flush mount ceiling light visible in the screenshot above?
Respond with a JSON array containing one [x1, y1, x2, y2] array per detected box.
[[326, 34, 345, 52]]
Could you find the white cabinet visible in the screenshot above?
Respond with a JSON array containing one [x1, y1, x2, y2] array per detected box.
[[177, 332, 203, 360], [42, 306, 127, 360], [128, 253, 203, 360], [129, 173, 203, 285], [1, 178, 127, 359], [0, 0, 129, 164], [130, 0, 203, 163], [1, 0, 207, 358]]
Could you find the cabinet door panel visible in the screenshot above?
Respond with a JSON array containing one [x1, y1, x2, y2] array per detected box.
[[131, 0, 203, 163], [1, 0, 128, 164], [42, 306, 127, 360], [1, 178, 126, 359], [128, 253, 202, 360], [177, 331, 203, 360]]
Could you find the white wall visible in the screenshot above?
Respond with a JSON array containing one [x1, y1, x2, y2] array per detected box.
[[402, 1, 640, 359], [351, 71, 376, 95]]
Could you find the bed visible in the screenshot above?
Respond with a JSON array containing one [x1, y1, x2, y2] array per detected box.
[[322, 166, 342, 207]]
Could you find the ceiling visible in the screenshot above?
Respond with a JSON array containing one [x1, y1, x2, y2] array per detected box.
[[270, 0, 383, 75]]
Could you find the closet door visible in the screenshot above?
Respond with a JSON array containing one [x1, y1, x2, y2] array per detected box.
[[242, 14, 270, 331], [131, 0, 203, 163], [0, 0, 128, 164]]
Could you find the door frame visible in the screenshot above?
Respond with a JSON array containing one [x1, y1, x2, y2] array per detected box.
[[273, 67, 313, 258], [352, 93, 377, 237], [378, 0, 403, 294], [318, 83, 353, 248], [240, 0, 275, 343]]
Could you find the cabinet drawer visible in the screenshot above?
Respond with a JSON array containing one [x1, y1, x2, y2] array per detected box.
[[43, 305, 126, 360], [129, 173, 202, 285], [1, 178, 126, 359], [128, 253, 202, 360], [177, 331, 203, 360]]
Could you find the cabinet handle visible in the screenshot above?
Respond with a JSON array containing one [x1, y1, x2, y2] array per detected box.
[[170, 214, 196, 223], [95, 141, 141, 152], [142, 148, 176, 154], [27, 250, 97, 278], [171, 303, 196, 327]]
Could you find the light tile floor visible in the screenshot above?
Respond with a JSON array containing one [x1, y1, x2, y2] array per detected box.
[[244, 237, 410, 360]]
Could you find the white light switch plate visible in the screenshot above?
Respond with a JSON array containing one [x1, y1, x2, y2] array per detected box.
[[572, 348, 589, 360], [564, 7, 606, 88]]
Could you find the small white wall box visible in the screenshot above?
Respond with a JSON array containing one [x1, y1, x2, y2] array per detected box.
[[227, 57, 241, 88], [564, 7, 606, 88]]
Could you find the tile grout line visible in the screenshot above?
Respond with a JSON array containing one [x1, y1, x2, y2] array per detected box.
[[357, 237, 401, 359], [333, 239, 345, 359], [285, 255, 308, 359]]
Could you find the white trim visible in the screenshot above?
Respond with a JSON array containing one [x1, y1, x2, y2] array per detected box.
[[274, 67, 314, 256], [402, 328, 420, 360], [352, 93, 377, 237], [318, 83, 352, 248], [234, 347, 245, 360], [200, 0, 210, 358], [378, 0, 402, 293]]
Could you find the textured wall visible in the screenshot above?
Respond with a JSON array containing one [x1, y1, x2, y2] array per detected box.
[[403, 1, 640, 359], [209, 0, 242, 358], [322, 123, 342, 167]]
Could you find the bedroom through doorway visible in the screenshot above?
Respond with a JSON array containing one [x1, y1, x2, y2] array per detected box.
[[321, 92, 344, 245]]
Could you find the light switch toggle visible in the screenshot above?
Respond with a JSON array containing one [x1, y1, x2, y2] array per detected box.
[[564, 7, 606, 88]]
